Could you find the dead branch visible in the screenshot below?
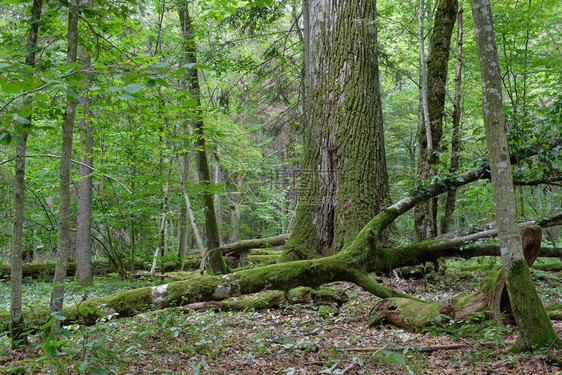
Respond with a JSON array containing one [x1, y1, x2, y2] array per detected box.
[[209, 234, 290, 256], [346, 344, 467, 352]]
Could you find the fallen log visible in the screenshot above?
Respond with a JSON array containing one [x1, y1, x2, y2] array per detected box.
[[209, 234, 290, 256], [181, 285, 347, 312], [369, 226, 560, 331]]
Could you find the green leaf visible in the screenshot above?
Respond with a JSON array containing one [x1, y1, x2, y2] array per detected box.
[[0, 63, 10, 68], [12, 135, 25, 145], [182, 63, 210, 70], [14, 115, 30, 125], [123, 83, 142, 94], [0, 133, 12, 145], [1, 82, 23, 94], [184, 98, 198, 107], [151, 62, 168, 68], [45, 342, 57, 357], [40, 319, 54, 330], [392, 352, 407, 365], [76, 362, 88, 372], [118, 93, 135, 100], [92, 368, 108, 375], [66, 89, 80, 100]]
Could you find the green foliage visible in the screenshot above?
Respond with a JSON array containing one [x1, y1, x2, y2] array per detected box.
[[429, 312, 512, 344]]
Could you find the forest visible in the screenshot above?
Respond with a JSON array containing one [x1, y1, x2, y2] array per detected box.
[[0, 0, 561, 373]]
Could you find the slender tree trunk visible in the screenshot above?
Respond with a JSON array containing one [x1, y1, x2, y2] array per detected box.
[[50, 0, 80, 325], [414, 0, 458, 241], [302, 0, 311, 116], [75, 43, 94, 286], [417, 0, 432, 154], [283, 0, 389, 260], [231, 172, 243, 243], [178, 204, 188, 259], [441, 8, 463, 235], [470, 0, 560, 351], [10, 0, 42, 347], [151, 165, 172, 274], [178, 4, 224, 274], [174, 155, 206, 266], [130, 214, 135, 274]]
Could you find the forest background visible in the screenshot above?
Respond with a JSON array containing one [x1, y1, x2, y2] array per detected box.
[[0, 0, 561, 373]]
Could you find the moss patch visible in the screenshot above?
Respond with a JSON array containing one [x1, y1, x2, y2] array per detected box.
[[506, 259, 561, 351]]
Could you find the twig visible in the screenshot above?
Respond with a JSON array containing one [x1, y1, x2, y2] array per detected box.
[[130, 273, 181, 280], [1, 154, 144, 195], [346, 343, 466, 352], [341, 359, 359, 375], [0, 68, 93, 113]]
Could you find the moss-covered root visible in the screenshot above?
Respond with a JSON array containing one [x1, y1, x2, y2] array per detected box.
[[548, 310, 562, 321], [369, 298, 439, 331], [369, 290, 490, 331], [353, 272, 417, 300], [506, 260, 561, 352]]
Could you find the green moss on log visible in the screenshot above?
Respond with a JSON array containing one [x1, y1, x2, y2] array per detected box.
[[369, 298, 440, 331], [532, 262, 562, 272], [0, 262, 77, 279]]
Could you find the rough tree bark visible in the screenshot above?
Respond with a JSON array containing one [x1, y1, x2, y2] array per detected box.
[[76, 33, 94, 287], [178, 4, 224, 274], [50, 0, 81, 324], [414, 0, 458, 241], [470, 0, 560, 351], [440, 8, 463, 235], [177, 154, 191, 261], [282, 0, 389, 260], [9, 0, 42, 347]]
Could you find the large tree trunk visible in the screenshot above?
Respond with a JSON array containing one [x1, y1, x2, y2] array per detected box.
[[75, 40, 94, 287], [50, 0, 80, 326], [10, 0, 42, 347], [414, 0, 458, 241], [178, 4, 224, 274], [440, 8, 464, 235], [283, 0, 389, 260], [470, 0, 559, 351]]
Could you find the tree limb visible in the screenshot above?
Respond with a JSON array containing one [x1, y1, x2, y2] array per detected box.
[[209, 234, 290, 256]]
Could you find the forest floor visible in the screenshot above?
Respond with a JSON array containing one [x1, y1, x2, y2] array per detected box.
[[1, 258, 561, 374]]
